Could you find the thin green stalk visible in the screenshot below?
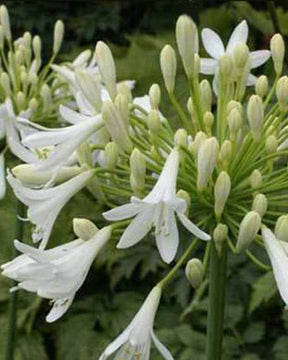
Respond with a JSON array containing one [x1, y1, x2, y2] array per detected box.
[[6, 200, 25, 360], [206, 241, 228, 360]]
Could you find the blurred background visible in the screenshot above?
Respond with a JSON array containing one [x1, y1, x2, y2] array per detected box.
[[1, 1, 288, 359]]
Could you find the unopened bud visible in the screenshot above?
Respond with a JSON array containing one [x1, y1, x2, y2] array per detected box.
[[233, 43, 249, 69], [236, 211, 261, 252], [53, 20, 64, 54], [219, 54, 233, 77], [73, 49, 91, 67], [227, 100, 242, 115], [187, 97, 193, 115], [115, 93, 129, 130], [130, 148, 146, 180], [191, 131, 207, 159], [177, 189, 191, 216], [75, 69, 102, 112], [0, 5, 11, 40], [28, 98, 38, 111], [0, 25, 4, 48], [96, 41, 117, 100], [271, 33, 285, 75], [265, 135, 277, 154], [40, 84, 52, 109], [194, 53, 200, 77], [174, 128, 187, 147], [73, 218, 98, 240], [252, 193, 267, 218], [185, 258, 203, 288], [200, 79, 212, 112], [16, 91, 25, 111], [214, 171, 231, 219], [276, 76, 288, 112], [219, 140, 232, 165], [160, 45, 177, 93], [228, 108, 242, 137], [117, 83, 132, 103], [247, 95, 264, 141], [275, 215, 288, 242], [32, 35, 41, 60], [204, 112, 214, 133], [213, 223, 228, 255], [104, 142, 119, 170], [176, 14, 198, 78], [197, 137, 219, 190], [148, 110, 161, 135], [0, 72, 11, 96], [250, 169, 262, 189], [255, 75, 268, 98], [149, 83, 161, 109]]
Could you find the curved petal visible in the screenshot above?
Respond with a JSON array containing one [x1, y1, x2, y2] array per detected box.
[[151, 330, 174, 360], [246, 73, 257, 86], [226, 20, 248, 53], [59, 105, 93, 124], [103, 202, 140, 221], [177, 212, 211, 241], [200, 58, 218, 75], [250, 50, 271, 69], [212, 74, 219, 95], [201, 28, 225, 59], [46, 295, 74, 323]]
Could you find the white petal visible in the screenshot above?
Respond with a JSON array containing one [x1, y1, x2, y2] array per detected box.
[[46, 296, 74, 322], [200, 58, 218, 75], [226, 20, 248, 53], [212, 74, 219, 95], [201, 28, 225, 59], [0, 153, 6, 199], [151, 330, 174, 360], [177, 212, 211, 241], [117, 208, 154, 248], [250, 50, 271, 69], [103, 202, 140, 221], [246, 73, 257, 86], [99, 326, 132, 360], [14, 240, 51, 264], [59, 105, 92, 125]]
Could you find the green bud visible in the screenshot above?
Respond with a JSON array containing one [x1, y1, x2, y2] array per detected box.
[[247, 95, 264, 141], [271, 33, 285, 75], [16, 91, 25, 111], [213, 223, 228, 255], [219, 54, 233, 78], [32, 35, 41, 60], [117, 82, 132, 103], [265, 135, 277, 154], [73, 218, 98, 240], [115, 93, 129, 130], [187, 97, 193, 115], [0, 5, 11, 40], [227, 100, 242, 115], [194, 53, 200, 77], [191, 131, 207, 159], [148, 110, 161, 135], [76, 142, 93, 167], [275, 215, 288, 242], [250, 169, 262, 189], [228, 108, 242, 138], [174, 128, 187, 148], [160, 44, 177, 93], [252, 193, 268, 218], [219, 140, 232, 166], [276, 76, 288, 112], [214, 171, 231, 219], [200, 79, 212, 112], [197, 137, 219, 191], [177, 189, 191, 216], [185, 258, 203, 288], [53, 20, 64, 54], [0, 25, 4, 48], [40, 84, 52, 109], [149, 83, 161, 109], [236, 211, 261, 252], [104, 142, 119, 170], [233, 43, 249, 69], [0, 72, 11, 96], [204, 111, 214, 132], [255, 75, 269, 98], [130, 148, 146, 180], [28, 98, 38, 111]]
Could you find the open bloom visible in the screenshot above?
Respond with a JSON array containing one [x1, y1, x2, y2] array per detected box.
[[7, 169, 95, 249], [200, 20, 271, 90], [100, 286, 174, 360], [262, 226, 288, 307], [1, 226, 111, 322], [103, 148, 210, 263]]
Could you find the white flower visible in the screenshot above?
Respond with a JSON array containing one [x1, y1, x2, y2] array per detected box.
[[200, 20, 270, 91], [7, 169, 95, 249], [0, 153, 6, 199], [1, 226, 111, 322], [103, 148, 210, 263], [21, 108, 104, 171], [262, 226, 288, 306], [99, 286, 174, 360]]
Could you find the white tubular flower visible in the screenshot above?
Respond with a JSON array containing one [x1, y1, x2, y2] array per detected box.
[[1, 226, 111, 322], [103, 148, 210, 264], [21, 108, 104, 171], [262, 226, 288, 307], [99, 286, 174, 360], [7, 169, 95, 249], [200, 20, 270, 91]]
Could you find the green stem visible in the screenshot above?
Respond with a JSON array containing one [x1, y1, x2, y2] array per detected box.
[[6, 200, 25, 360], [206, 241, 228, 360]]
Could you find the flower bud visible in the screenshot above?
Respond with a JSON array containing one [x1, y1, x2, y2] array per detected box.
[[247, 95, 264, 141], [214, 171, 231, 219], [250, 169, 262, 189], [149, 83, 161, 109], [73, 218, 98, 241], [177, 189, 191, 216], [160, 45, 176, 93], [104, 142, 119, 170], [0, 25, 4, 48], [265, 135, 277, 154], [200, 79, 212, 112], [204, 112, 214, 133], [219, 54, 233, 78], [236, 211, 261, 252], [185, 258, 203, 288], [174, 128, 187, 148], [271, 33, 285, 75], [275, 215, 288, 242], [148, 110, 161, 135], [75, 69, 102, 112], [0, 5, 11, 40], [228, 108, 242, 137], [213, 223, 228, 255], [115, 93, 129, 130], [276, 76, 288, 112], [40, 84, 52, 109], [73, 49, 91, 67], [117, 83, 132, 103], [0, 72, 11, 96], [191, 131, 207, 159], [219, 140, 232, 165], [194, 53, 200, 77], [252, 193, 267, 218], [53, 20, 64, 55], [176, 14, 198, 78], [233, 43, 249, 69], [227, 100, 242, 115], [255, 75, 268, 98], [16, 91, 25, 111], [96, 41, 117, 100], [28, 98, 38, 111], [197, 137, 219, 190], [32, 35, 41, 60], [130, 148, 146, 180], [76, 143, 93, 167]]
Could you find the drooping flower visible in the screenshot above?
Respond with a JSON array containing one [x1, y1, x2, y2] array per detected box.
[[7, 169, 95, 249], [1, 226, 111, 322], [103, 148, 210, 263], [99, 286, 174, 360], [200, 20, 271, 91], [262, 226, 288, 306]]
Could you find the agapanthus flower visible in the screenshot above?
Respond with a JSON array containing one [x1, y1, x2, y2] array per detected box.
[[103, 148, 210, 263], [100, 286, 174, 360], [7, 169, 95, 248], [1, 226, 111, 322]]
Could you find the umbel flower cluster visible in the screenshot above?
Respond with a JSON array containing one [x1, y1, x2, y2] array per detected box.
[[2, 7, 288, 359]]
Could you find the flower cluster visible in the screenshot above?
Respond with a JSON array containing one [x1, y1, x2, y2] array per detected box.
[[2, 8, 288, 359]]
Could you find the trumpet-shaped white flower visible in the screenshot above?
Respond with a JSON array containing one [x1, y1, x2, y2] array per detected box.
[[103, 148, 210, 263], [7, 169, 95, 249], [1, 226, 111, 322], [262, 226, 288, 306], [200, 20, 271, 91], [100, 286, 174, 360]]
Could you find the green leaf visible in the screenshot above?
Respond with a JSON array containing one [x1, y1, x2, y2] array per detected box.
[[243, 322, 265, 344], [249, 271, 277, 313], [273, 336, 288, 360], [15, 333, 48, 360]]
